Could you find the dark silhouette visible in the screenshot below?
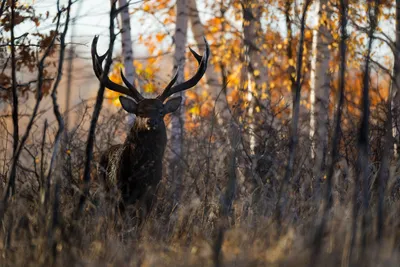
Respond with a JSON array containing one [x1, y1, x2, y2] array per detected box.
[[93, 36, 210, 217]]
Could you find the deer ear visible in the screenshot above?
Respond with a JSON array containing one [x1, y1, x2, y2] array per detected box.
[[164, 96, 182, 114], [119, 96, 138, 114]]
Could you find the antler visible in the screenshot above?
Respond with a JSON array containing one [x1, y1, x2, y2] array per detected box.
[[91, 36, 144, 102], [157, 37, 210, 102]]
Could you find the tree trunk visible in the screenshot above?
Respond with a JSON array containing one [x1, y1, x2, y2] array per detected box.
[[275, 0, 312, 229], [357, 1, 379, 253], [11, 0, 18, 157], [188, 0, 219, 89], [118, 0, 139, 126], [188, 0, 228, 144], [393, 0, 400, 157], [241, 1, 269, 154], [169, 0, 189, 203], [309, 0, 332, 180], [311, 0, 347, 261], [240, 1, 270, 215], [64, 0, 83, 144]]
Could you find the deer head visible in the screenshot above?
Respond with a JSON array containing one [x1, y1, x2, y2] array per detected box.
[[91, 36, 210, 131]]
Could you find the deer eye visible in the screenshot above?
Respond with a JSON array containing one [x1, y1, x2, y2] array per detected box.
[[159, 111, 164, 116]]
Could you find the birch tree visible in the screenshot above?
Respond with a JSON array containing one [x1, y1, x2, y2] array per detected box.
[[309, 0, 332, 179], [312, 0, 347, 260], [64, 0, 83, 143], [188, 0, 226, 130], [241, 0, 269, 154], [169, 0, 189, 202], [188, 0, 219, 90], [118, 0, 139, 126]]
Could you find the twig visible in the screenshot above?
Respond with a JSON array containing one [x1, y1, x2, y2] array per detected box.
[[1, 7, 63, 222], [0, 0, 6, 18], [1, 78, 55, 91], [45, 0, 72, 194], [45, 2, 73, 262]]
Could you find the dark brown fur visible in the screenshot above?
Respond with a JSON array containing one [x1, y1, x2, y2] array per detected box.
[[99, 99, 176, 216], [92, 36, 209, 217]]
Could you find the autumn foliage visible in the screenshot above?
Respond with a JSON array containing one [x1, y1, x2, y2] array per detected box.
[[1, 0, 400, 266]]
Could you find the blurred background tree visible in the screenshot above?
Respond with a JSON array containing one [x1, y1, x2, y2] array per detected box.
[[1, 0, 400, 265]]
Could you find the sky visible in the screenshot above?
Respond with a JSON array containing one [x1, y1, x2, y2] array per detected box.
[[27, 0, 396, 64], [3, 0, 396, 129], [32, 0, 150, 58]]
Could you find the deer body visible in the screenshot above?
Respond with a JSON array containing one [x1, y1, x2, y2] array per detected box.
[[100, 113, 167, 209], [92, 36, 210, 213]]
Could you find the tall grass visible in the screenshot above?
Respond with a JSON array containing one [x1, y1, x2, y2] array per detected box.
[[0, 95, 399, 267]]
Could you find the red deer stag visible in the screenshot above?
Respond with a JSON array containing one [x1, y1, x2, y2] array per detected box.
[[93, 36, 210, 216]]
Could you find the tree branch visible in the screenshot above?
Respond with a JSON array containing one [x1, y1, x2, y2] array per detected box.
[[1, 7, 63, 222], [76, 0, 117, 216]]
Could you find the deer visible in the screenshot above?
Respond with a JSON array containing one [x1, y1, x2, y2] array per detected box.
[[92, 36, 210, 219]]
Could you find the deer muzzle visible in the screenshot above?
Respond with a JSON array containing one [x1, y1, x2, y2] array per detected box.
[[146, 118, 159, 130]]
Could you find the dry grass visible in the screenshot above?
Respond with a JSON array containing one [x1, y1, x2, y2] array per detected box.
[[1, 102, 400, 267]]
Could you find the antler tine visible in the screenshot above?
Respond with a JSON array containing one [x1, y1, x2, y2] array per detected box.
[[91, 36, 103, 78], [188, 47, 202, 63], [120, 69, 144, 101], [91, 36, 144, 102], [157, 37, 210, 102], [156, 67, 179, 101]]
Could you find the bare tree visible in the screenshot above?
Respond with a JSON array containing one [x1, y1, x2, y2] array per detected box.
[[0, 0, 72, 221], [46, 0, 73, 200], [45, 2, 73, 264], [275, 0, 312, 230], [77, 1, 117, 215], [169, 0, 189, 203], [118, 0, 140, 126], [356, 0, 380, 253], [1, 1, 65, 219], [309, 0, 332, 180]]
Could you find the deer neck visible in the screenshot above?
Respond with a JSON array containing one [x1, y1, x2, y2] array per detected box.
[[125, 117, 167, 147]]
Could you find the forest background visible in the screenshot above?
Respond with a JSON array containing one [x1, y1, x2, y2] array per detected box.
[[1, 0, 400, 266]]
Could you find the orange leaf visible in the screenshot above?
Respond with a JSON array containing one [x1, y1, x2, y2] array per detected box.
[[156, 33, 166, 42]]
